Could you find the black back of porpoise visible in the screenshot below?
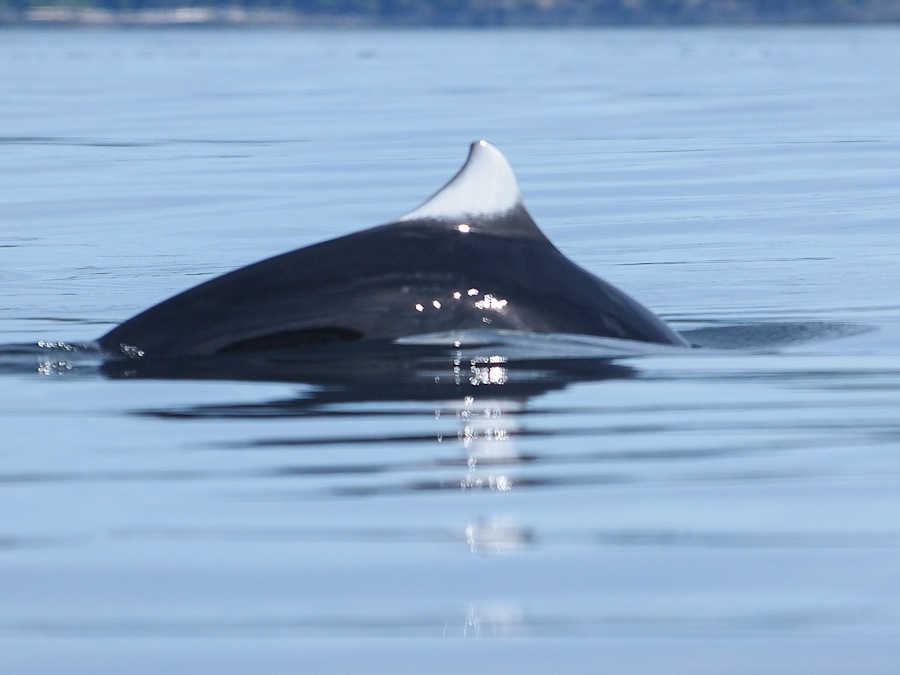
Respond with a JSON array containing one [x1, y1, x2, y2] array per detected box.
[[98, 142, 686, 357]]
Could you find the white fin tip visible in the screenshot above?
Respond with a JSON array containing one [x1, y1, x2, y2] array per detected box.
[[399, 141, 522, 223]]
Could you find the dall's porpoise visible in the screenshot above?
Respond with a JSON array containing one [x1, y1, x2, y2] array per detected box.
[[99, 141, 687, 357]]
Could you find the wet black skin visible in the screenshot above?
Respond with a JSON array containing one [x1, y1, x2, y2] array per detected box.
[[98, 204, 686, 358]]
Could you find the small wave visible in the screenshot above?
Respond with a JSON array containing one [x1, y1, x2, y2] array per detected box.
[[0, 320, 868, 392], [681, 320, 870, 350], [0, 341, 103, 379]]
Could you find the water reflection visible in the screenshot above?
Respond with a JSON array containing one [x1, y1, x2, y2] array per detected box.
[[453, 602, 524, 637], [464, 517, 532, 554], [91, 339, 636, 512], [3, 320, 866, 390], [98, 339, 637, 407], [457, 396, 519, 493]]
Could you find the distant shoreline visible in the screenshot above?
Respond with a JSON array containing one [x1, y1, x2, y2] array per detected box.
[[2, 7, 361, 27], [3, 5, 900, 28]]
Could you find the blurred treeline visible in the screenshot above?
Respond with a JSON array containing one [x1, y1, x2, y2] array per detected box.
[[3, 0, 900, 24]]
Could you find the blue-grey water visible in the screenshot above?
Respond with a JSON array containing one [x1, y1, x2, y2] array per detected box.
[[3, 26, 900, 674]]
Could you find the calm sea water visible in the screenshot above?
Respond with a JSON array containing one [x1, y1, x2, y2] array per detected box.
[[2, 26, 900, 674]]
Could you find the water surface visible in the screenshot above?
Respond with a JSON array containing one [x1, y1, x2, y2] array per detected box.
[[2, 26, 900, 674]]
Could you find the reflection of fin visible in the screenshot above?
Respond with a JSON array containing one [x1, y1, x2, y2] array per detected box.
[[98, 141, 686, 358]]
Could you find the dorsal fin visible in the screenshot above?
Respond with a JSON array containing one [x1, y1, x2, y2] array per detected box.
[[397, 141, 548, 241]]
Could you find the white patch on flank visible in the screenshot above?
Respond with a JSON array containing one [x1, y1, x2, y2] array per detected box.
[[398, 141, 522, 222]]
